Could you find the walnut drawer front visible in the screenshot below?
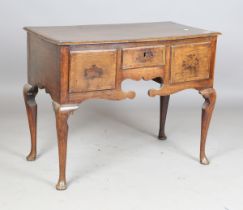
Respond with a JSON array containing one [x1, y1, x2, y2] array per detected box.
[[69, 49, 117, 93], [122, 45, 165, 69], [170, 42, 212, 84]]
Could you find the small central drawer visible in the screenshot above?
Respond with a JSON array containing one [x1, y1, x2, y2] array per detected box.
[[122, 45, 165, 69]]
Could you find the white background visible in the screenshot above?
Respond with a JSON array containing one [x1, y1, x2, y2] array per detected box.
[[0, 0, 242, 210]]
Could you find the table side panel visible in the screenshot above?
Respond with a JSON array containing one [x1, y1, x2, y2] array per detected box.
[[27, 33, 61, 102]]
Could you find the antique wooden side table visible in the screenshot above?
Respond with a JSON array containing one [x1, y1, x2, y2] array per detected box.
[[23, 22, 220, 190]]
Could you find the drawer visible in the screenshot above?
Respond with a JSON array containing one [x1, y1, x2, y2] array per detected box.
[[69, 49, 117, 93], [170, 42, 211, 84], [122, 45, 165, 69]]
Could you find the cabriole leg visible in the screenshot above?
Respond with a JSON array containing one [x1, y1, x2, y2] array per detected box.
[[52, 102, 79, 190], [199, 88, 216, 165], [23, 84, 38, 161]]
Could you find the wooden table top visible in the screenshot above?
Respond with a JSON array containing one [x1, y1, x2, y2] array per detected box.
[[24, 22, 220, 45]]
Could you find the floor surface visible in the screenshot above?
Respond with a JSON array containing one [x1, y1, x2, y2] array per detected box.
[[0, 91, 242, 210]]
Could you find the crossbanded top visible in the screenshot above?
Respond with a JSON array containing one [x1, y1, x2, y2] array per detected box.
[[24, 22, 220, 45]]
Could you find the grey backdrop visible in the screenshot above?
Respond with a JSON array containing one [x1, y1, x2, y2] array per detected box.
[[0, 1, 243, 209], [0, 0, 242, 108]]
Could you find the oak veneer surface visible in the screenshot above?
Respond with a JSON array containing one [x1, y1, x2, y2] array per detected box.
[[24, 22, 220, 45], [69, 49, 117, 93], [170, 42, 212, 83]]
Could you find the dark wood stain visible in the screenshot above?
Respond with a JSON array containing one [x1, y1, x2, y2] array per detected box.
[[182, 54, 200, 76], [84, 65, 103, 80], [23, 22, 221, 190]]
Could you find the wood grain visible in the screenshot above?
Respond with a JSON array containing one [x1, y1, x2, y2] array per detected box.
[[27, 33, 60, 102], [69, 49, 117, 93], [170, 42, 211, 83], [199, 88, 216, 165], [23, 84, 38, 161], [52, 102, 79, 190], [122, 45, 165, 69], [24, 22, 220, 45], [23, 22, 220, 190]]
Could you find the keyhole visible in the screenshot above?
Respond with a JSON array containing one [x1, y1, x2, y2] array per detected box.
[[143, 50, 153, 58]]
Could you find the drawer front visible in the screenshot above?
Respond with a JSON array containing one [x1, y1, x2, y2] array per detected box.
[[122, 45, 165, 69], [69, 49, 117, 93], [170, 42, 211, 84]]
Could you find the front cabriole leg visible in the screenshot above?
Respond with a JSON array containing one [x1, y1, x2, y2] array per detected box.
[[23, 84, 38, 161], [52, 101, 79, 190], [199, 88, 216, 165]]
